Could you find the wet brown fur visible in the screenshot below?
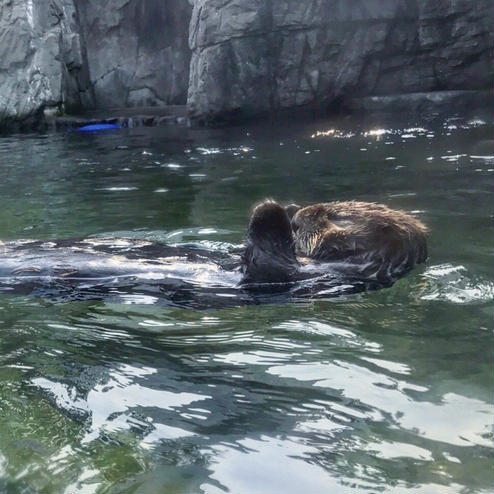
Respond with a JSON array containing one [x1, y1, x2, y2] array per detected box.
[[292, 201, 428, 280]]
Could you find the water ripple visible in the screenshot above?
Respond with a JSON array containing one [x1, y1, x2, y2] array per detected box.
[[0, 118, 492, 494], [421, 264, 494, 304]]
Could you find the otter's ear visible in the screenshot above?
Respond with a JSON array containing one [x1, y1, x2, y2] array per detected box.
[[284, 204, 301, 221]]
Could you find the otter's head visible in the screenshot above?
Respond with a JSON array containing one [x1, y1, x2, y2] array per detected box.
[[291, 204, 333, 256], [241, 200, 299, 285]]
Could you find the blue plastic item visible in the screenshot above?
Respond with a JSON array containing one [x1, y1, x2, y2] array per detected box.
[[76, 123, 121, 132]]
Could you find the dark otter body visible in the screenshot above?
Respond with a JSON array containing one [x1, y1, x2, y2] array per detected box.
[[291, 201, 427, 282], [241, 201, 299, 285], [241, 200, 427, 286], [0, 238, 240, 280], [0, 238, 247, 308], [0, 201, 427, 306]]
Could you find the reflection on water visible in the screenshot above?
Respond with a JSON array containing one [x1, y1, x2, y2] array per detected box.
[[0, 115, 492, 493]]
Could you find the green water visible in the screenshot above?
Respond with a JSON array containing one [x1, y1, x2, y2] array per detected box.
[[0, 116, 492, 493]]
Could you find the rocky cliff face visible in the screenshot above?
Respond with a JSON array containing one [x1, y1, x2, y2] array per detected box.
[[0, 0, 492, 129], [0, 0, 192, 129], [0, 0, 92, 128], [77, 0, 192, 108], [187, 0, 493, 122]]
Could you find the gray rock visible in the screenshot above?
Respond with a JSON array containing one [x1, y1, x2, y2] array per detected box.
[[77, 0, 192, 108], [187, 0, 494, 123], [0, 0, 192, 129], [347, 90, 494, 121], [0, 0, 492, 129], [0, 0, 91, 129]]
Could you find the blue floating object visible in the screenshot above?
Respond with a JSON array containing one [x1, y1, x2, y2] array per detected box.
[[76, 123, 121, 132]]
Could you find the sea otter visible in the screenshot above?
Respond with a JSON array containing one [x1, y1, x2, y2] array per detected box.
[[241, 200, 427, 285], [0, 238, 245, 307], [0, 200, 427, 306], [290, 201, 428, 281], [241, 200, 298, 285]]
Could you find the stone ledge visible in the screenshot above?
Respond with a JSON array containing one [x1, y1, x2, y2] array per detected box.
[[346, 90, 494, 118], [187, 90, 493, 127], [50, 106, 188, 131]]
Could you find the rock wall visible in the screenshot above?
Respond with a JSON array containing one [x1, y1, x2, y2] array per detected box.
[[0, 0, 92, 128], [77, 0, 192, 108], [187, 0, 494, 122], [0, 0, 492, 129], [0, 0, 192, 129]]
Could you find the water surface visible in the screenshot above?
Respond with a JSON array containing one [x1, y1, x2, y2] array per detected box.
[[0, 115, 492, 493]]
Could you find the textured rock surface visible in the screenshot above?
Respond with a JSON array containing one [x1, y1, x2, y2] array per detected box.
[[0, 0, 92, 128], [188, 0, 494, 122], [77, 0, 192, 108], [0, 0, 192, 129], [1, 0, 492, 129], [347, 90, 493, 118]]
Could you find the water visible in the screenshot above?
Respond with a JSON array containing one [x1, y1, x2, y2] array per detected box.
[[0, 115, 492, 493]]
